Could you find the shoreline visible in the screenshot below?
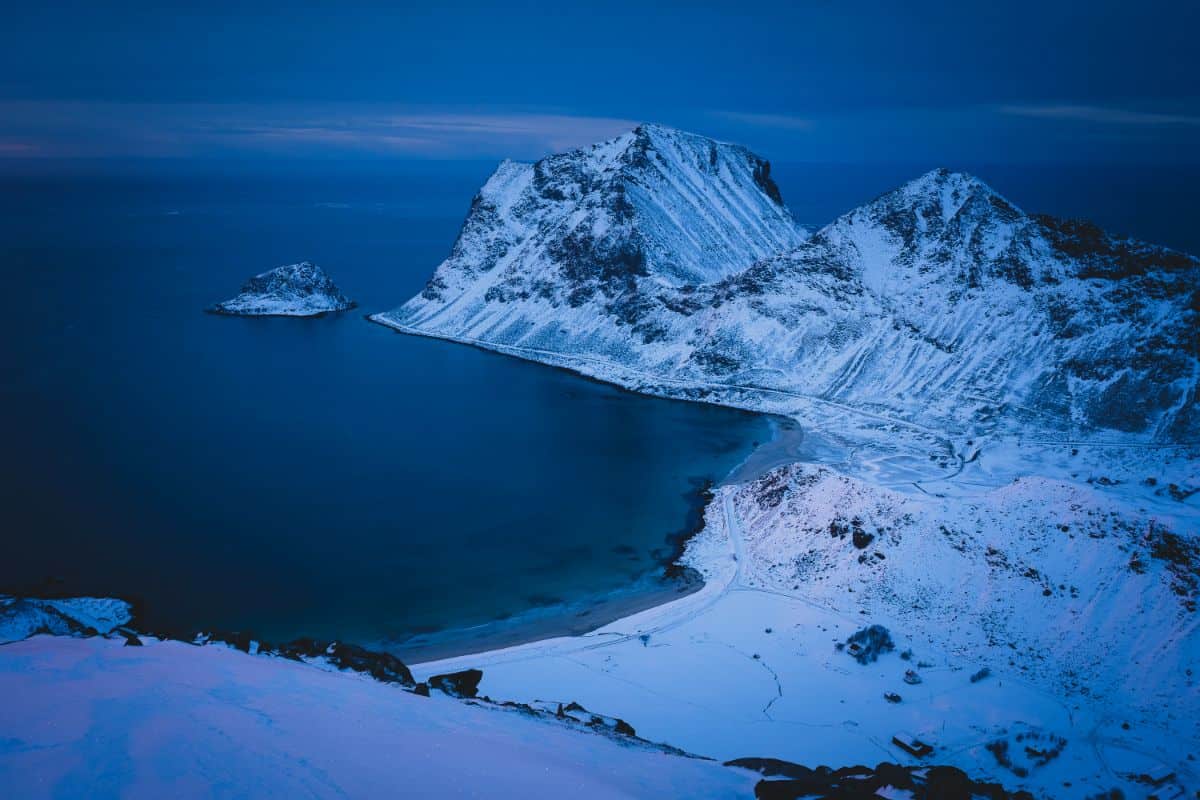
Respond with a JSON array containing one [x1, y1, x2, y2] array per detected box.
[[4, 331, 793, 669], [386, 570, 703, 664], [391, 414, 801, 665], [352, 315, 809, 665]]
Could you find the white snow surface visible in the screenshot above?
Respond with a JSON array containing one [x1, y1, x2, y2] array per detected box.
[[210, 261, 355, 316], [0, 635, 754, 799]]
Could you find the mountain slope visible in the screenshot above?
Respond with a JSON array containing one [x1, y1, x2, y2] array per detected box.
[[710, 463, 1200, 719], [376, 124, 804, 351], [375, 130, 1198, 445]]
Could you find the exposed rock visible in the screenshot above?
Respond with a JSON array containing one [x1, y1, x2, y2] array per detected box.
[[731, 757, 1032, 800], [209, 261, 355, 317], [844, 624, 895, 664], [118, 629, 143, 647], [428, 668, 483, 698]]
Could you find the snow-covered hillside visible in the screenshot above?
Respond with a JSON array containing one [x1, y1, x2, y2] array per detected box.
[[0, 634, 756, 799], [709, 464, 1200, 725], [375, 129, 1198, 447], [210, 261, 355, 316], [416, 464, 1199, 800]]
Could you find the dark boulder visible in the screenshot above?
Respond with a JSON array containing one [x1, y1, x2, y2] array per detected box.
[[844, 624, 895, 664], [925, 766, 972, 800], [275, 639, 415, 688], [428, 668, 483, 698]]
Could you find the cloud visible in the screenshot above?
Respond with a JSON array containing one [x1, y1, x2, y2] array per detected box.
[[0, 141, 40, 155], [0, 103, 640, 159], [998, 104, 1200, 126], [709, 111, 815, 131], [210, 111, 640, 156]]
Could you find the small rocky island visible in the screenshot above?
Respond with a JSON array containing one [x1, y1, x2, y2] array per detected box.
[[209, 262, 356, 317]]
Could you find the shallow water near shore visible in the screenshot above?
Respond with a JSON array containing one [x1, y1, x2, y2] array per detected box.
[[0, 166, 771, 646]]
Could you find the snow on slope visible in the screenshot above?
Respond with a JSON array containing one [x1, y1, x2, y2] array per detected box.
[[0, 635, 755, 799], [415, 469, 1199, 799], [418, 124, 801, 296], [715, 464, 1200, 724], [375, 130, 1199, 448], [209, 261, 356, 316], [372, 124, 807, 365]]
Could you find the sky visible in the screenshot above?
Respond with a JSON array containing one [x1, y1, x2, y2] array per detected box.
[[3, 0, 1199, 166]]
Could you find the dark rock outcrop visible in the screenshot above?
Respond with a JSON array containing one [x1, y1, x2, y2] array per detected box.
[[209, 261, 355, 317], [728, 758, 1032, 800], [428, 668, 483, 698]]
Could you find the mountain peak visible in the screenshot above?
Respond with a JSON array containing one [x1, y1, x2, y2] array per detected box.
[[388, 124, 804, 319], [461, 124, 803, 286], [843, 168, 1021, 233], [629, 122, 732, 149], [907, 168, 1016, 216]]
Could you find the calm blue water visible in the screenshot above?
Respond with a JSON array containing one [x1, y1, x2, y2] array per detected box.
[[0, 165, 770, 645], [2, 160, 1195, 647]]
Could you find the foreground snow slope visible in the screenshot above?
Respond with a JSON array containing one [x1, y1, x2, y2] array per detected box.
[[377, 128, 1198, 448], [0, 635, 755, 799], [417, 466, 1199, 800]]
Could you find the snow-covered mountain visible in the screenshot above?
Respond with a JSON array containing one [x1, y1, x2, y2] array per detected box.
[[373, 123, 804, 347], [375, 128, 1198, 445], [210, 261, 356, 316], [703, 463, 1199, 722]]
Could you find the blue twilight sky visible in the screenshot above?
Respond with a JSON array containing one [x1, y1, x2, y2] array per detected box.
[[3, 0, 1198, 165]]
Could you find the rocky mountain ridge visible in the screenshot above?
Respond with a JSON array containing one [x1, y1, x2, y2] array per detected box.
[[375, 127, 1198, 446]]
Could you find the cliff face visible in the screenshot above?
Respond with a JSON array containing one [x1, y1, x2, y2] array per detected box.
[[377, 128, 1198, 444]]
